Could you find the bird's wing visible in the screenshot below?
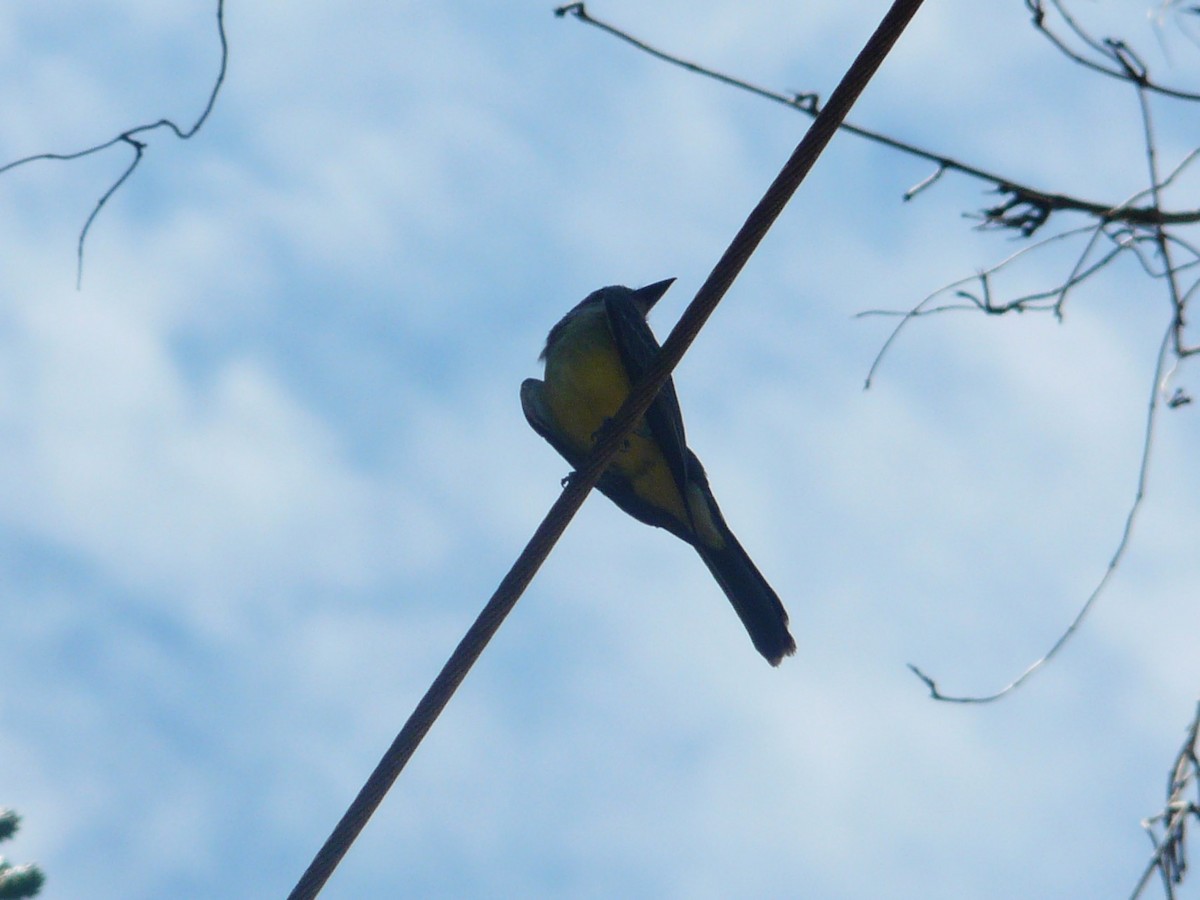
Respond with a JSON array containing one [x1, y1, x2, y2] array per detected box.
[[520, 378, 579, 463], [602, 291, 692, 502], [521, 374, 696, 541]]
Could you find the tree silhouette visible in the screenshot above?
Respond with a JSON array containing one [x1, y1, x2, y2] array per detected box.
[[0, 809, 44, 900]]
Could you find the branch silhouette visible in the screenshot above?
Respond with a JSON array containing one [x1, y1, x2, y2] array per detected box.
[[0, 0, 229, 288], [908, 321, 1173, 702], [1131, 700, 1200, 899], [1026, 0, 1200, 102]]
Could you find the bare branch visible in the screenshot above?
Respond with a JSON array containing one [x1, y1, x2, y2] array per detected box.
[[1131, 701, 1200, 898], [856, 224, 1105, 388], [1025, 0, 1200, 101], [0, 0, 229, 287], [903, 164, 947, 201], [907, 321, 1173, 703]]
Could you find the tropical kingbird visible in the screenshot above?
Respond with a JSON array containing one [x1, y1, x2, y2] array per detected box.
[[521, 279, 796, 665]]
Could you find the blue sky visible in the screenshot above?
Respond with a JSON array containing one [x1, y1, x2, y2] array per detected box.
[[2, 2, 1199, 898]]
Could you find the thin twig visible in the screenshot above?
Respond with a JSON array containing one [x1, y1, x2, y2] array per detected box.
[[908, 319, 1174, 703], [0, 0, 229, 288], [856, 225, 1101, 389], [903, 164, 946, 201], [1129, 42, 1196, 364], [1048, 220, 1110, 319], [861, 146, 1200, 384], [1025, 0, 1200, 102], [1131, 700, 1200, 898]]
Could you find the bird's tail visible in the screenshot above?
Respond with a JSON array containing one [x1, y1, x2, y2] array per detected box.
[[693, 526, 796, 666]]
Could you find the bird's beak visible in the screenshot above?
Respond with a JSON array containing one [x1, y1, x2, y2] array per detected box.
[[631, 278, 676, 313]]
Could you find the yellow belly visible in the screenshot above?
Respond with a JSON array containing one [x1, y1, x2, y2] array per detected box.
[[542, 308, 690, 528]]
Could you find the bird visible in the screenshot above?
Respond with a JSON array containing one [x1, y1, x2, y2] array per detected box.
[[520, 278, 796, 665]]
